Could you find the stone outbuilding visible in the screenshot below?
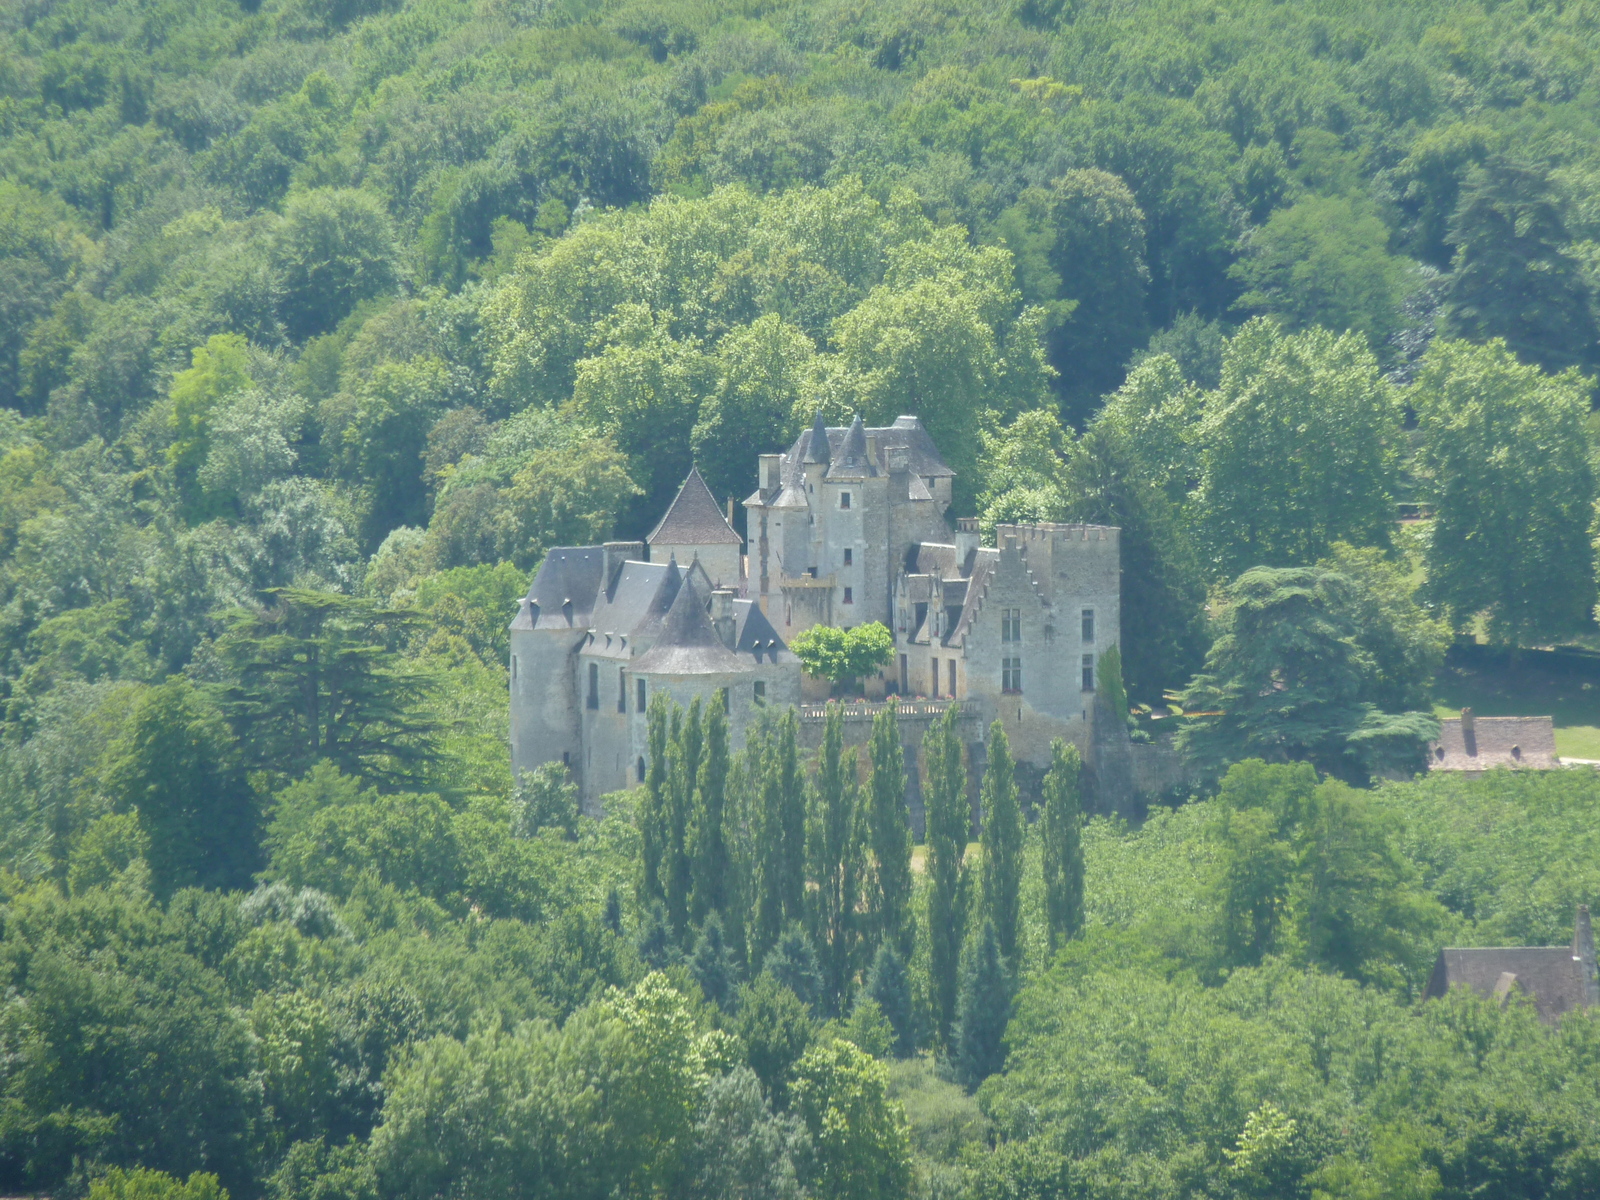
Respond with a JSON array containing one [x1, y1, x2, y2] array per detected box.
[[1424, 907, 1600, 1025], [1428, 707, 1559, 773]]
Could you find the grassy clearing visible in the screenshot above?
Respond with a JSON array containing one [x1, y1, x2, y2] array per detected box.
[[1432, 646, 1600, 759]]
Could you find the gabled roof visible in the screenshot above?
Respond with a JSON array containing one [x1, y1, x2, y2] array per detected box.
[[1424, 908, 1600, 1025], [648, 467, 741, 546], [630, 574, 746, 676], [733, 597, 793, 664]]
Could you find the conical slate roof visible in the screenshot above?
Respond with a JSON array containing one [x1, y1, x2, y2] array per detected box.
[[630, 573, 744, 675], [826, 413, 878, 478], [801, 411, 830, 464], [648, 467, 741, 546]]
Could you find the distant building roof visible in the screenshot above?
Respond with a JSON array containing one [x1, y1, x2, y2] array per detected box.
[[1424, 908, 1600, 1025], [648, 467, 742, 546], [784, 414, 953, 489], [1429, 710, 1557, 771]]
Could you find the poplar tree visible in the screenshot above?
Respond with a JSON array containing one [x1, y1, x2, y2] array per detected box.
[[666, 699, 701, 939], [865, 701, 912, 962], [755, 707, 805, 962], [980, 720, 1023, 967], [923, 705, 969, 1046], [807, 702, 861, 1016], [640, 692, 671, 908], [691, 690, 731, 923], [1040, 738, 1084, 953]]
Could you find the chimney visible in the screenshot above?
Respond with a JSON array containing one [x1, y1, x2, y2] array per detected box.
[[1577, 906, 1600, 1007], [955, 516, 980, 565], [603, 541, 646, 585], [759, 453, 782, 494], [1460, 706, 1477, 757], [711, 589, 737, 650]]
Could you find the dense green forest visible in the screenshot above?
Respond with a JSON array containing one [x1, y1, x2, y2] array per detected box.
[[7, 0, 1600, 1196]]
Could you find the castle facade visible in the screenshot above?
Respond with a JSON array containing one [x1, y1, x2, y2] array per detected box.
[[510, 414, 1124, 808]]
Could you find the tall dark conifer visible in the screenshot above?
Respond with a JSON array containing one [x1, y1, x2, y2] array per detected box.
[[954, 920, 1010, 1091]]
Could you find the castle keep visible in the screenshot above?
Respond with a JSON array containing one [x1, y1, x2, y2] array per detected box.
[[510, 414, 1126, 810]]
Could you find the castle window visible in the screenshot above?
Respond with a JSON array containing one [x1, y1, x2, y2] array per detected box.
[[512, 655, 518, 680], [843, 587, 854, 604], [843, 548, 853, 566], [587, 663, 599, 709], [618, 669, 627, 713], [1002, 657, 1023, 694], [637, 756, 646, 783], [949, 659, 957, 696], [637, 678, 647, 712], [1001, 608, 1020, 642], [1082, 609, 1095, 643], [932, 659, 940, 696], [1082, 655, 1095, 691], [840, 491, 851, 509], [754, 680, 766, 705]]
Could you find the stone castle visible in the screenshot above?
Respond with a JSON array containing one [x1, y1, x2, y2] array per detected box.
[[510, 413, 1131, 813]]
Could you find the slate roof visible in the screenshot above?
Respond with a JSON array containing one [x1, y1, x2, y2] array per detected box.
[[781, 414, 954, 491], [512, 547, 606, 631], [630, 574, 746, 675], [825, 414, 879, 480], [1428, 714, 1558, 770], [1424, 908, 1600, 1025], [733, 598, 793, 664], [648, 467, 742, 546], [949, 549, 999, 645], [581, 559, 682, 659]]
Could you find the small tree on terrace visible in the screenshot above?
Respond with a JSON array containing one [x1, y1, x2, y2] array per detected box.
[[790, 623, 893, 695]]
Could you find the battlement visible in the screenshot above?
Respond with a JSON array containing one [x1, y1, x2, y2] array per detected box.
[[993, 522, 1120, 546]]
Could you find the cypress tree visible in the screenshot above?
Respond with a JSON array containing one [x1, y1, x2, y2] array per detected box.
[[807, 701, 861, 1017], [1040, 738, 1085, 953], [691, 690, 731, 923], [953, 919, 1010, 1091], [980, 720, 1023, 966], [602, 886, 623, 937], [865, 701, 912, 962], [755, 707, 805, 962], [864, 943, 915, 1057], [762, 921, 823, 1012], [637, 900, 681, 971], [691, 911, 742, 1014], [923, 704, 970, 1047]]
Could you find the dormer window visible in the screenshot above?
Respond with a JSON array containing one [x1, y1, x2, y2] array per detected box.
[[840, 492, 851, 509]]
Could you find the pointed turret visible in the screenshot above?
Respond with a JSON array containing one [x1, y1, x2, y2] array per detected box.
[[631, 571, 744, 676], [802, 411, 831, 465], [826, 412, 878, 478]]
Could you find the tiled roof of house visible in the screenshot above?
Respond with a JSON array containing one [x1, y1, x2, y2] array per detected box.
[[1424, 908, 1600, 1025], [648, 467, 742, 546], [1428, 712, 1558, 770]]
